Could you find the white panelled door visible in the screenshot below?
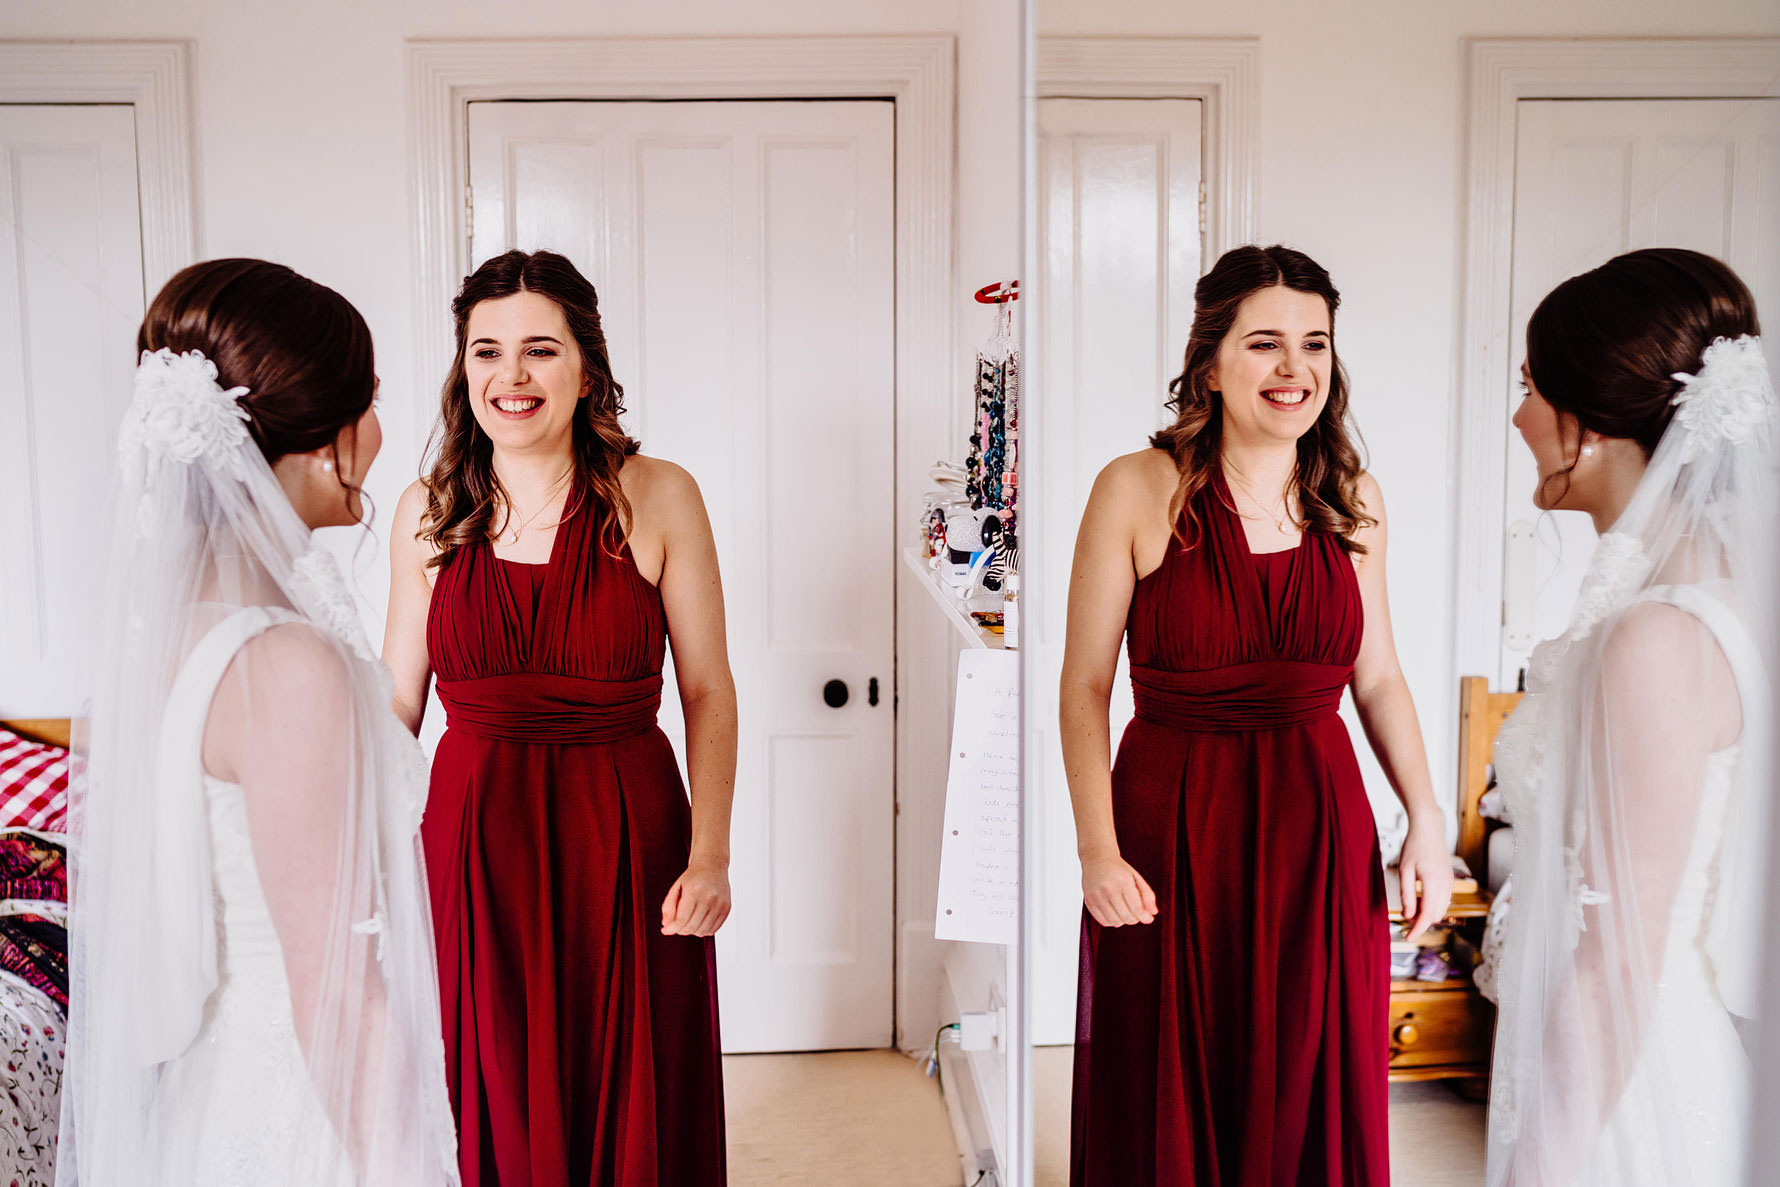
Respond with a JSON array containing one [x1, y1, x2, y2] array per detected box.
[[1500, 98, 1780, 688], [467, 100, 897, 1052], [1032, 98, 1202, 1046], [0, 105, 146, 715]]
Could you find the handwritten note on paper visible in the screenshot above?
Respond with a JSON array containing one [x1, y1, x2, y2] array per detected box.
[[935, 648, 1020, 945]]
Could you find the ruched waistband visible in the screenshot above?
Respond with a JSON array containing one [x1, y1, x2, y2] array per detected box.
[[436, 671, 663, 744], [1130, 660, 1350, 732]]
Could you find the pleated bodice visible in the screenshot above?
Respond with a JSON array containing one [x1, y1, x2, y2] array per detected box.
[[1126, 472, 1362, 673], [427, 491, 665, 685]]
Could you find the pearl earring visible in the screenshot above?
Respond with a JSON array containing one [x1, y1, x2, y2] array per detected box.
[[322, 460, 334, 472], [1581, 445, 1595, 458]]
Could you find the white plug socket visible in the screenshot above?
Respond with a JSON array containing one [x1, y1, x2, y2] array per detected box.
[[959, 1010, 998, 1051]]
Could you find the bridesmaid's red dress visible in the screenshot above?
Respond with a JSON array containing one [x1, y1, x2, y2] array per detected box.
[[423, 487, 726, 1186], [1071, 472, 1389, 1186]]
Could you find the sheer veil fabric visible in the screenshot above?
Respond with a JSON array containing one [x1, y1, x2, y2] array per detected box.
[[57, 349, 460, 1185], [1485, 336, 1778, 1186]]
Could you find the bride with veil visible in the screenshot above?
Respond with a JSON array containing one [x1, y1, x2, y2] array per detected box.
[[57, 259, 459, 1185], [1485, 248, 1777, 1186]]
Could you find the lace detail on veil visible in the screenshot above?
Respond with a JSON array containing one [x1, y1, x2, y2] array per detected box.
[[1488, 527, 1652, 1134], [282, 550, 429, 833], [288, 551, 376, 663], [1500, 532, 1648, 816]]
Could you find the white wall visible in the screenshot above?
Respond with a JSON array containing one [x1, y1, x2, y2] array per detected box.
[[1037, 0, 1780, 849], [908, 0, 1025, 1058], [4, 0, 1023, 1051]]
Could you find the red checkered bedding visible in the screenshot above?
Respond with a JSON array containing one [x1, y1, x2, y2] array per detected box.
[[0, 733, 67, 1184], [0, 730, 69, 834]]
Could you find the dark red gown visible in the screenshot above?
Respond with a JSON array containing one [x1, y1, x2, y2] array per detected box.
[[1071, 473, 1389, 1186], [423, 487, 726, 1186]]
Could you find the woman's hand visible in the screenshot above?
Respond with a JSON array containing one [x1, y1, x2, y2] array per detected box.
[[1082, 853, 1159, 927], [661, 859, 732, 937], [1398, 816, 1453, 940]]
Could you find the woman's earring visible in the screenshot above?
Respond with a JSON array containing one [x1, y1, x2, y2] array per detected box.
[[322, 459, 335, 472], [1581, 444, 1595, 459]]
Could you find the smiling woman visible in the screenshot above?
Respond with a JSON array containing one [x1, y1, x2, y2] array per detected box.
[[416, 252, 642, 566], [1058, 245, 1450, 1186], [382, 250, 736, 1186], [1147, 246, 1374, 555]]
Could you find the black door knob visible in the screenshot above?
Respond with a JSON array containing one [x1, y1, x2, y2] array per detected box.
[[823, 679, 849, 708]]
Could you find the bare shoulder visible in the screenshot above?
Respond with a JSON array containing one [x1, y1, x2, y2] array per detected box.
[[1602, 600, 1716, 674], [1349, 470, 1387, 561], [391, 477, 444, 580], [621, 454, 705, 520], [205, 619, 354, 783], [393, 478, 430, 539], [1600, 599, 1740, 744], [1092, 447, 1177, 510], [210, 620, 350, 759], [243, 621, 352, 703], [1351, 470, 1385, 520]]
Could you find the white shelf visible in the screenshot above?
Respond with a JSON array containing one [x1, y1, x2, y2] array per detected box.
[[902, 547, 1006, 650]]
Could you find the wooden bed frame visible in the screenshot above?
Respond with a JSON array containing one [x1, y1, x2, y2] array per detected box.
[[0, 719, 74, 750], [1455, 675, 1522, 881]]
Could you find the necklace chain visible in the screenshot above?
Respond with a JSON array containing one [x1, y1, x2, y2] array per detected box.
[[498, 467, 573, 545], [1224, 466, 1297, 535]]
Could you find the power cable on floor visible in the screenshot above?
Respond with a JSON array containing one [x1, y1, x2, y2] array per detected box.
[[921, 1022, 961, 1092]]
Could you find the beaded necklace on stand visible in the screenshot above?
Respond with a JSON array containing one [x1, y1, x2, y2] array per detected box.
[[965, 290, 1020, 580]]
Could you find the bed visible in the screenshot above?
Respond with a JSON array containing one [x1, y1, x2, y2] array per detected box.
[[0, 718, 73, 1187]]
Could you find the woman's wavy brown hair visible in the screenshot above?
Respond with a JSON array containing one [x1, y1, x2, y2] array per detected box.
[[1150, 243, 1374, 554], [421, 250, 638, 567]]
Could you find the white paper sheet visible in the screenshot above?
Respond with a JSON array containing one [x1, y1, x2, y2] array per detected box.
[[934, 648, 1019, 945]]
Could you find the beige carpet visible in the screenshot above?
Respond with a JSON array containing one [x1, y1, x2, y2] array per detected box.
[[725, 1047, 1486, 1186], [724, 1050, 963, 1185], [1034, 1046, 1486, 1186]]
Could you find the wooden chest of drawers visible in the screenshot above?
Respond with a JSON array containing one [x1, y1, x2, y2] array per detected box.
[[1387, 980, 1495, 1079], [1386, 881, 1495, 1086]]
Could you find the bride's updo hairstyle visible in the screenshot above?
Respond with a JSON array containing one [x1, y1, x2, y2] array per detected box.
[[1526, 248, 1760, 470], [137, 257, 377, 470]]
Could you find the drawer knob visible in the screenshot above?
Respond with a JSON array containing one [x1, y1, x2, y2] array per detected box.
[[1394, 1023, 1420, 1047]]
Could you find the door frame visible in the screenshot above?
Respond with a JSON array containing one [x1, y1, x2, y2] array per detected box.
[[1035, 37, 1259, 259], [1453, 37, 1780, 681], [0, 40, 196, 295], [1023, 42, 1257, 1045], [406, 35, 956, 1048]]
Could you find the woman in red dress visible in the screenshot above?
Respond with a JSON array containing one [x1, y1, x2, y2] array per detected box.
[[385, 250, 734, 1185], [1060, 245, 1452, 1185]]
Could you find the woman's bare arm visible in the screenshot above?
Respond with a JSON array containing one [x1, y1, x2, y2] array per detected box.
[[1059, 453, 1162, 927], [1347, 472, 1451, 937], [635, 459, 738, 938], [383, 479, 437, 736]]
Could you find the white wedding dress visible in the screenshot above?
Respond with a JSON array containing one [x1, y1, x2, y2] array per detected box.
[[62, 345, 459, 1187], [138, 607, 354, 1185], [1493, 581, 1762, 1187], [1588, 742, 1748, 1186]]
